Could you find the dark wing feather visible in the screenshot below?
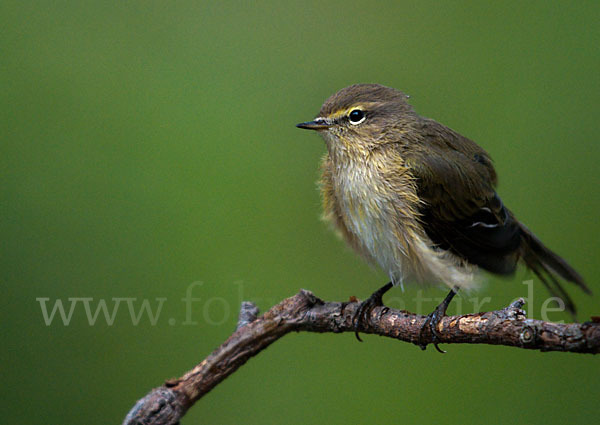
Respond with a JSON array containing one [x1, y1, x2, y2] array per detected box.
[[402, 118, 521, 274], [400, 118, 588, 317]]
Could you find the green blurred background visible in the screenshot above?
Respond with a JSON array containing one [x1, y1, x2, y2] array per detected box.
[[2, 1, 599, 424]]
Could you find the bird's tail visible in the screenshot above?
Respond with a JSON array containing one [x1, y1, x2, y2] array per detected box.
[[519, 223, 591, 318]]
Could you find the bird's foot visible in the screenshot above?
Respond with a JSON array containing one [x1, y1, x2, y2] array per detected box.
[[353, 282, 393, 342], [419, 304, 449, 353], [418, 286, 459, 353]]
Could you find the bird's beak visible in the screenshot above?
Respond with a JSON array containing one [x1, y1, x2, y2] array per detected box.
[[296, 117, 332, 130]]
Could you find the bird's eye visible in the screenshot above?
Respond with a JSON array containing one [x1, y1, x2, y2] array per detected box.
[[348, 109, 366, 125]]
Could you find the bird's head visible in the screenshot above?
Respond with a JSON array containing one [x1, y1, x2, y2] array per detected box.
[[296, 84, 416, 155]]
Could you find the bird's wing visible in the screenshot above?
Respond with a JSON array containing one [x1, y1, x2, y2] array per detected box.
[[402, 118, 521, 274]]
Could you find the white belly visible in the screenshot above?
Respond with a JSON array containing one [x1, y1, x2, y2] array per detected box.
[[336, 167, 410, 285], [333, 162, 476, 290]]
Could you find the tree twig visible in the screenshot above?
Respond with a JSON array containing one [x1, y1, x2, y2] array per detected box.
[[123, 289, 599, 425]]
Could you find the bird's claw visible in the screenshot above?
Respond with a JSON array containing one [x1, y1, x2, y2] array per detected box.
[[418, 308, 447, 353], [417, 286, 459, 353], [353, 282, 393, 342]]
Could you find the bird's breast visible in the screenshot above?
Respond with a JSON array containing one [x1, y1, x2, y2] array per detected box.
[[322, 154, 476, 289], [333, 161, 410, 279]]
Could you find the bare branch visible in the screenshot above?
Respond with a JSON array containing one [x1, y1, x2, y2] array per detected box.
[[123, 290, 599, 425]]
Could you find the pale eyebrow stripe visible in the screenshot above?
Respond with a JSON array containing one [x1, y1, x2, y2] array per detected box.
[[327, 102, 379, 120]]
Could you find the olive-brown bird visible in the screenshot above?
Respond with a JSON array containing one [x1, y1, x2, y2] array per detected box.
[[296, 83, 590, 350]]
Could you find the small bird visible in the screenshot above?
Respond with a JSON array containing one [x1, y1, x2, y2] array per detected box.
[[297, 83, 590, 350]]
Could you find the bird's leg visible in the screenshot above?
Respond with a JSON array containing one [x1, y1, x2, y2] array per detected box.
[[418, 286, 459, 353], [353, 282, 393, 342]]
